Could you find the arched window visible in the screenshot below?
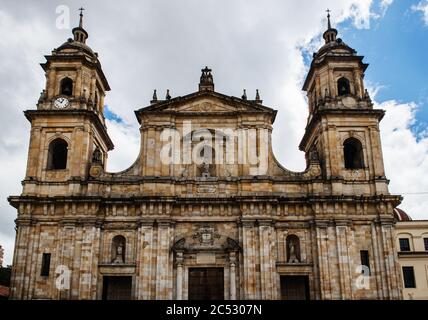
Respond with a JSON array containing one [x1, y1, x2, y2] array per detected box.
[[337, 77, 351, 96], [111, 235, 126, 263], [286, 235, 301, 263], [47, 138, 68, 170], [343, 138, 364, 169], [60, 77, 73, 96]]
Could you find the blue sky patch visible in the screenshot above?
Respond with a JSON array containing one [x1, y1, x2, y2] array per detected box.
[[104, 105, 124, 123], [334, 0, 428, 133]]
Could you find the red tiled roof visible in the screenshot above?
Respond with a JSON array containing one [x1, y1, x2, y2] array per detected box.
[[0, 285, 9, 297], [394, 208, 412, 221]]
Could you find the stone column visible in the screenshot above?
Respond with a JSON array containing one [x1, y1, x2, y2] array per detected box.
[[155, 220, 174, 299], [229, 251, 237, 300], [136, 220, 155, 300], [176, 251, 184, 300], [315, 221, 331, 300], [75, 67, 83, 98], [145, 127, 156, 176], [258, 219, 274, 300], [10, 219, 31, 299], [335, 222, 352, 299], [47, 67, 56, 99], [241, 219, 256, 299], [78, 224, 99, 300], [353, 69, 363, 98]]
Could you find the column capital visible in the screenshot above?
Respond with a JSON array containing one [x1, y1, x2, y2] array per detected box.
[[239, 218, 256, 227]]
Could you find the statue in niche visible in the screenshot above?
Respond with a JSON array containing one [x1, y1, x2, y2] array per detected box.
[[111, 235, 126, 264], [180, 165, 189, 178], [92, 146, 102, 164], [288, 241, 299, 263], [309, 148, 319, 162], [113, 243, 124, 263], [201, 161, 212, 178], [286, 235, 300, 263]]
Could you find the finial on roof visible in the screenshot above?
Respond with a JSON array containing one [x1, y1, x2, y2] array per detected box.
[[199, 66, 214, 91], [151, 89, 158, 104], [242, 89, 247, 100], [255, 89, 261, 102], [166, 89, 171, 100]]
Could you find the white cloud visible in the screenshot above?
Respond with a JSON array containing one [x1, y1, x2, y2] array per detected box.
[[105, 119, 140, 173], [378, 99, 428, 220], [412, 0, 428, 25], [381, 0, 394, 12], [0, 0, 425, 266]]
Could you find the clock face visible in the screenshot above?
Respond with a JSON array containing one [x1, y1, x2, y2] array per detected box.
[[54, 97, 70, 109]]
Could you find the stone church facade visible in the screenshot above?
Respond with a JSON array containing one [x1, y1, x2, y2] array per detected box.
[[8, 12, 403, 300]]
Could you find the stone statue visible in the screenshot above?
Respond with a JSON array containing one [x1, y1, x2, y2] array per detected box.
[[92, 147, 102, 164], [288, 241, 299, 263], [201, 162, 211, 178], [309, 148, 319, 162], [113, 243, 124, 263], [180, 166, 189, 178]]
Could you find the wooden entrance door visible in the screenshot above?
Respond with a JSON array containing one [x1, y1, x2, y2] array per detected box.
[[280, 276, 310, 300], [102, 276, 132, 300], [188, 268, 224, 300]]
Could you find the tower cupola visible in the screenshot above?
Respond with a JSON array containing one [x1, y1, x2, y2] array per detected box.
[[72, 7, 88, 44], [322, 9, 338, 44]]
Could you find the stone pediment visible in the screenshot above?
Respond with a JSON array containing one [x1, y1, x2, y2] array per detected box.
[[165, 100, 237, 113], [136, 91, 277, 120]]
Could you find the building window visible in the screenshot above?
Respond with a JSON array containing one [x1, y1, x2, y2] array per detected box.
[[424, 238, 428, 251], [41, 253, 51, 276], [47, 138, 68, 170], [360, 250, 370, 275], [60, 77, 73, 96], [399, 238, 411, 252], [402, 266, 416, 288], [343, 138, 364, 169], [337, 77, 351, 96]]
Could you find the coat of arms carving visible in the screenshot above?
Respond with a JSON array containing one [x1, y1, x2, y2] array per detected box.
[[192, 226, 220, 245]]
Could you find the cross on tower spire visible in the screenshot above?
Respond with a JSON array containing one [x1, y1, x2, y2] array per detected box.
[[78, 7, 85, 28], [326, 8, 331, 29], [322, 9, 337, 44], [72, 7, 88, 44]]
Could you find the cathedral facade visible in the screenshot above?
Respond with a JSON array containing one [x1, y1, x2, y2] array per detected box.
[[8, 12, 404, 300]]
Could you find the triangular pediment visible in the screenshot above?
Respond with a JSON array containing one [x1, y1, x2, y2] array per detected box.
[[165, 98, 237, 113], [136, 90, 276, 115]]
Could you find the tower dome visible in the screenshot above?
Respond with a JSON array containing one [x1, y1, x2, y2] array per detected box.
[[55, 7, 97, 59]]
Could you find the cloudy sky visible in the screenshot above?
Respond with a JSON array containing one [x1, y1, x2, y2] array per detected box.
[[0, 0, 427, 265]]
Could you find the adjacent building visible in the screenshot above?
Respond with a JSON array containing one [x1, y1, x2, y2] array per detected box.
[[394, 208, 428, 300]]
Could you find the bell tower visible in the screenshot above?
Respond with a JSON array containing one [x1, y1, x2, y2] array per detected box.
[[24, 9, 113, 185], [299, 11, 388, 195]]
